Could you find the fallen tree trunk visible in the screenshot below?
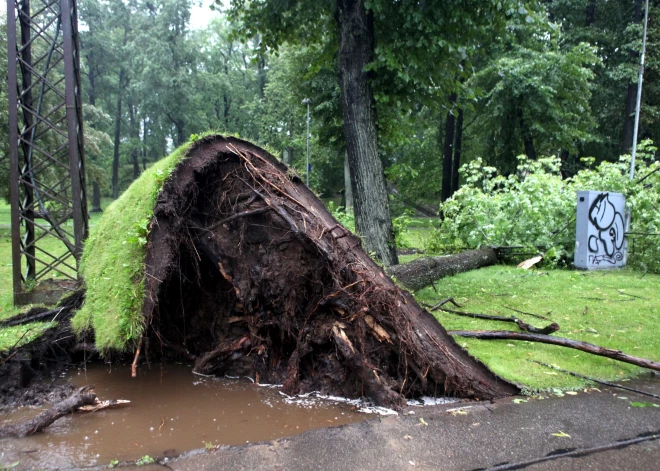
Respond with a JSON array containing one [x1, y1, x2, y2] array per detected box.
[[0, 387, 97, 438], [387, 248, 498, 291], [449, 330, 660, 372], [137, 135, 518, 409]]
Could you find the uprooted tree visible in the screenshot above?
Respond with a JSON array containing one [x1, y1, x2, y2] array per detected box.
[[73, 135, 517, 409]]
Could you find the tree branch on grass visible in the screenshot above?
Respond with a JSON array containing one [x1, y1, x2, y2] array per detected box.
[[448, 330, 660, 372], [438, 308, 559, 335]]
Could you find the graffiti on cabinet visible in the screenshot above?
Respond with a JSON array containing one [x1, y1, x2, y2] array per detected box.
[[587, 193, 624, 265]]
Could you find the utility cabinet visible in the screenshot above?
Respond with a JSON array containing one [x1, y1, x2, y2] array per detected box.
[[574, 191, 627, 269]]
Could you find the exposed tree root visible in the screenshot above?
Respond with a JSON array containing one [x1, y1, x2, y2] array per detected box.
[[139, 135, 519, 408], [449, 330, 660, 372]]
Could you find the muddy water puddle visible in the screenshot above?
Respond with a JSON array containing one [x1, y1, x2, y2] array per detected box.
[[0, 364, 365, 468]]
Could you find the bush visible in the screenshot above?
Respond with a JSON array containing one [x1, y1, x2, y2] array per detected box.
[[427, 140, 660, 272]]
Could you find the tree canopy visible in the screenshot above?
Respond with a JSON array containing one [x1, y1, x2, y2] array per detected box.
[[1, 0, 657, 257]]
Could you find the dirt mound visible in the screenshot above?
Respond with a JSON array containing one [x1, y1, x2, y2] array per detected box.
[[137, 135, 517, 408]]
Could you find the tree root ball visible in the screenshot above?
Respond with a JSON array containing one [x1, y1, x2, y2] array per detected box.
[[141, 135, 519, 408]]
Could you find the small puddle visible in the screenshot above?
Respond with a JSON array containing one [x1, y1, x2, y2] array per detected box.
[[0, 364, 366, 468]]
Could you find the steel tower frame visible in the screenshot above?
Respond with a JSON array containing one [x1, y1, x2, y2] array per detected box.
[[7, 0, 88, 305]]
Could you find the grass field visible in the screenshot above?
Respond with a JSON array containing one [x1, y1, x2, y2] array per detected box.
[[0, 199, 110, 350], [415, 265, 660, 392]]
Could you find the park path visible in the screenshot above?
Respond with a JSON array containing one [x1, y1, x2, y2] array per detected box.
[[162, 376, 660, 471], [2, 376, 659, 470]]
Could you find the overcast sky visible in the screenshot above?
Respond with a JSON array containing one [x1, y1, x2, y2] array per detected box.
[[190, 0, 229, 30]]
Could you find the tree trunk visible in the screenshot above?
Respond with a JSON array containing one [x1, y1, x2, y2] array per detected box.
[[139, 135, 518, 409], [91, 181, 102, 212], [585, 0, 596, 26], [336, 0, 398, 266], [223, 93, 230, 129], [451, 108, 464, 196], [175, 121, 185, 147], [112, 68, 125, 200], [344, 150, 354, 213], [441, 95, 457, 202], [518, 106, 537, 160], [283, 117, 295, 166], [386, 248, 498, 291], [388, 184, 436, 217], [128, 101, 141, 180], [621, 0, 643, 154]]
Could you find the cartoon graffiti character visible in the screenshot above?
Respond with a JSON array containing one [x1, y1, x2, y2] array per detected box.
[[587, 193, 624, 264]]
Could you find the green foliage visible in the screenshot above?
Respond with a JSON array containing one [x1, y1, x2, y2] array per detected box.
[[469, 40, 599, 168], [629, 402, 660, 408], [136, 455, 155, 466], [204, 441, 215, 451], [72, 141, 192, 351], [392, 210, 414, 249], [428, 141, 660, 272], [327, 201, 355, 233], [432, 155, 573, 262], [125, 218, 150, 247]]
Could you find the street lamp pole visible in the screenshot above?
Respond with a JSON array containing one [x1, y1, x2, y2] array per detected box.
[[302, 98, 311, 186], [630, 0, 649, 180]]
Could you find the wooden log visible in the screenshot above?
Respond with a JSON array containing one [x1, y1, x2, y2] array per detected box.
[[448, 330, 660, 372], [0, 386, 97, 438], [386, 248, 498, 291]]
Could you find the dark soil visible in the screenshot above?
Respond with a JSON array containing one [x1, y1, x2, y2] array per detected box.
[[139, 135, 519, 408], [0, 291, 88, 411]]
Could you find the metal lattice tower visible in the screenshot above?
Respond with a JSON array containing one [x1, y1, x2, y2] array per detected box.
[[7, 0, 88, 305]]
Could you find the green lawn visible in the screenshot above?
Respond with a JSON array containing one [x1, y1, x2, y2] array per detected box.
[[414, 265, 660, 392], [0, 198, 111, 348]]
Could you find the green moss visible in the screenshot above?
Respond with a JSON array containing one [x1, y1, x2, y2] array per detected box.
[[414, 266, 660, 391], [72, 141, 193, 351]]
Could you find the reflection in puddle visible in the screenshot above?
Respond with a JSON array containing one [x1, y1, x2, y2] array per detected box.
[[0, 364, 365, 468]]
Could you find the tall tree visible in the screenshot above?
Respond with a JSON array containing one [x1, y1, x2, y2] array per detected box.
[[336, 0, 397, 264], [230, 0, 398, 264], [229, 0, 527, 264], [441, 94, 457, 202]]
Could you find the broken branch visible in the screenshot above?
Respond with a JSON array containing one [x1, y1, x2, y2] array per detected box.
[[439, 308, 559, 335], [448, 330, 660, 372], [0, 387, 97, 438]]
